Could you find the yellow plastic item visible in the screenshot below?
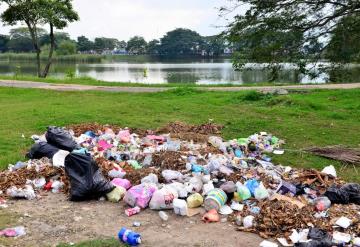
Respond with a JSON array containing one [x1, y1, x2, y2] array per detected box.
[[187, 193, 204, 208], [106, 186, 126, 203]]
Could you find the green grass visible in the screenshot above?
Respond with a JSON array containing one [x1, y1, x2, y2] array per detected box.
[[0, 74, 305, 88], [57, 238, 123, 247], [0, 52, 104, 63], [0, 87, 360, 182]]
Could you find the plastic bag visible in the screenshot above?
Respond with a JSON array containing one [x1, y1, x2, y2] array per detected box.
[[108, 169, 126, 178], [106, 187, 126, 202], [245, 179, 259, 197], [314, 197, 331, 211], [46, 126, 79, 152], [111, 178, 131, 190], [220, 181, 236, 194], [187, 176, 203, 193], [162, 170, 183, 183], [254, 182, 269, 200], [167, 182, 188, 198], [65, 153, 114, 201], [324, 183, 360, 205], [124, 184, 157, 209], [141, 173, 158, 184], [149, 186, 178, 210], [243, 215, 255, 228], [236, 182, 251, 201], [173, 199, 188, 216], [187, 193, 204, 208], [26, 142, 59, 159], [6, 185, 36, 200]]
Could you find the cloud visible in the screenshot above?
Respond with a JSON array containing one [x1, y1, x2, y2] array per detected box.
[[0, 0, 238, 40]]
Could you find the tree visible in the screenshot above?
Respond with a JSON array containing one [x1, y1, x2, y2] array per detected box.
[[0, 0, 79, 77], [0, 34, 9, 52], [326, 15, 360, 63], [94, 37, 119, 52], [126, 36, 147, 55], [146, 39, 160, 55], [202, 36, 226, 56], [57, 40, 76, 55], [222, 0, 360, 76], [159, 28, 203, 55], [40, 32, 71, 48], [77, 35, 94, 52], [6, 27, 47, 52]]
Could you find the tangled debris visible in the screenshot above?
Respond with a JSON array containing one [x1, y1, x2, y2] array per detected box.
[[1, 123, 359, 246]]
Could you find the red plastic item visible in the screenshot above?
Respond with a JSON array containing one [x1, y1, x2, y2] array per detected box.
[[44, 181, 53, 191]]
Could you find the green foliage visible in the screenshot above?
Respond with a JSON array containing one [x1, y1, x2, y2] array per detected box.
[[0, 0, 79, 77], [326, 15, 360, 63], [0, 34, 9, 52], [6, 27, 47, 52], [77, 36, 94, 52], [94, 37, 118, 52], [146, 39, 160, 55], [223, 0, 360, 77], [159, 28, 203, 55], [127, 36, 147, 55], [57, 40, 77, 55]]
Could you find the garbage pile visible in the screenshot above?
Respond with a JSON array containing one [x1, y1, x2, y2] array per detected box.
[[0, 122, 360, 246]]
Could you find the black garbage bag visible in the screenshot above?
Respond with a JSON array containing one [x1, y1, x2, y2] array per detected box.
[[341, 183, 360, 204], [46, 126, 79, 152], [324, 183, 360, 205], [65, 153, 114, 201], [295, 228, 332, 247], [26, 142, 59, 159]]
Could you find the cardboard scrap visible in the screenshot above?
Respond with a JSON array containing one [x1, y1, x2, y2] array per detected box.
[[270, 194, 306, 209]]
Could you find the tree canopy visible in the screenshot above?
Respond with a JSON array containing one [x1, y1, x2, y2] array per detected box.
[[223, 0, 360, 76], [126, 36, 147, 55], [0, 0, 79, 77], [159, 28, 203, 55]]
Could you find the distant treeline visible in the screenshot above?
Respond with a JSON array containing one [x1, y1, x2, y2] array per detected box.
[[0, 27, 232, 57]]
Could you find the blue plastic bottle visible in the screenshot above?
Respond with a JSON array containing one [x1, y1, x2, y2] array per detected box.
[[118, 227, 141, 246]]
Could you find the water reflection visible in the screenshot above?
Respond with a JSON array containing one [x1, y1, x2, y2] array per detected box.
[[0, 59, 359, 84]]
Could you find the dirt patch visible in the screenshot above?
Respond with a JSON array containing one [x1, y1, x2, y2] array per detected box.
[[6, 193, 263, 247]]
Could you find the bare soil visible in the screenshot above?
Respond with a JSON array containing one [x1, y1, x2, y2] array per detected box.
[[4, 193, 263, 247]]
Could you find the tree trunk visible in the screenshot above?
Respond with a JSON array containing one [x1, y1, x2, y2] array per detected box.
[[26, 22, 42, 77], [41, 23, 55, 78]]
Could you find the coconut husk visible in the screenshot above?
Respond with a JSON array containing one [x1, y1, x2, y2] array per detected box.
[[306, 146, 360, 165]]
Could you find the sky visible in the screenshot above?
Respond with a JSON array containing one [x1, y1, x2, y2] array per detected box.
[[0, 0, 244, 41]]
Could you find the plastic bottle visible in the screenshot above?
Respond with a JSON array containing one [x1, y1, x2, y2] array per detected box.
[[118, 227, 141, 246], [125, 206, 141, 217], [159, 211, 169, 221]]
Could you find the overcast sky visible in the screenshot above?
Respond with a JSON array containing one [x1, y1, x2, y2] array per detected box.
[[0, 0, 244, 41]]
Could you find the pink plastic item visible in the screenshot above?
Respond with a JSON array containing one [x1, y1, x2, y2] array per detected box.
[[124, 184, 157, 209], [146, 135, 165, 142], [111, 178, 132, 190], [98, 140, 113, 151], [118, 130, 131, 143]]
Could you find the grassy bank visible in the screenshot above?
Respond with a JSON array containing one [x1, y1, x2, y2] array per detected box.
[[0, 74, 299, 88], [0, 87, 359, 182], [0, 52, 104, 63]]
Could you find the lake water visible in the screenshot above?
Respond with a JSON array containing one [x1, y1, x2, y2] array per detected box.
[[1, 58, 359, 84]]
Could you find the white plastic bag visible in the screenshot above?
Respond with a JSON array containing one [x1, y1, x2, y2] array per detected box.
[[162, 170, 183, 182], [149, 186, 178, 210]]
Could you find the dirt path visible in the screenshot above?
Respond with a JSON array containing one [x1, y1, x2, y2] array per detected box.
[[1, 79, 360, 93], [4, 193, 263, 247]]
